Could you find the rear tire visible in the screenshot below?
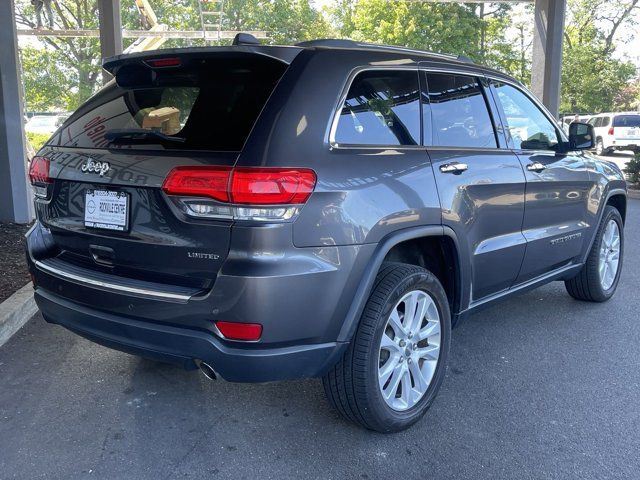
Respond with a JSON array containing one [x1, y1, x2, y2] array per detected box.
[[323, 262, 451, 433], [565, 206, 623, 302]]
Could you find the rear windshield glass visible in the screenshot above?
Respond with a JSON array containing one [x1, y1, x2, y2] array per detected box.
[[613, 115, 640, 127], [52, 56, 287, 151]]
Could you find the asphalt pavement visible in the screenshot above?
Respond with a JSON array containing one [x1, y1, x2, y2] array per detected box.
[[1, 200, 639, 480]]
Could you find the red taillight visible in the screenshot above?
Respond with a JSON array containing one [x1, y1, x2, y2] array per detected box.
[[145, 57, 181, 68], [162, 166, 317, 205], [28, 156, 51, 184], [215, 321, 262, 341], [162, 166, 231, 202], [608, 127, 615, 136], [231, 167, 316, 205]]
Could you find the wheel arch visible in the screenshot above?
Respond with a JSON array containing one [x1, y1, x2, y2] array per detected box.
[[337, 225, 468, 342], [580, 188, 627, 264]]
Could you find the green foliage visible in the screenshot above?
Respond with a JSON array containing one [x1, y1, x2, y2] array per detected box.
[[26, 132, 50, 152], [20, 46, 73, 111], [13, 0, 639, 117], [560, 0, 638, 114], [624, 154, 640, 184]]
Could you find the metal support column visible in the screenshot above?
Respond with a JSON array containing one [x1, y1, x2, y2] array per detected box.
[[0, 0, 33, 223], [98, 0, 123, 82], [531, 0, 567, 118]]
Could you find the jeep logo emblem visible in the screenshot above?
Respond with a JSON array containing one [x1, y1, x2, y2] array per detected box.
[[81, 158, 111, 177]]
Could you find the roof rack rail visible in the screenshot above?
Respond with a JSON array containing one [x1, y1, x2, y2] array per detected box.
[[295, 39, 359, 48], [233, 32, 261, 46], [295, 39, 475, 64]]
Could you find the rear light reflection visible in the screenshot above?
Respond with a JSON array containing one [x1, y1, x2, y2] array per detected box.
[[215, 321, 263, 341]]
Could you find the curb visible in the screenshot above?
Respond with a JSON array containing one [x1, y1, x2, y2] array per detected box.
[[628, 189, 640, 200], [0, 283, 38, 348]]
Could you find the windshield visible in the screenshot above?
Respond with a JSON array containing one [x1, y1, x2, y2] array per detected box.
[[613, 115, 640, 127], [53, 56, 287, 151]]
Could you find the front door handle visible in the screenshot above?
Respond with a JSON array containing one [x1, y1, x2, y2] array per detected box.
[[526, 162, 546, 172], [440, 162, 468, 174]]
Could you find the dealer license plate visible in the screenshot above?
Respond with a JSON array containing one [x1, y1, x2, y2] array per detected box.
[[84, 189, 129, 231]]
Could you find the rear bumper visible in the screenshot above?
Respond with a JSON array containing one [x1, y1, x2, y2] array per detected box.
[[610, 139, 640, 149], [35, 288, 346, 382]]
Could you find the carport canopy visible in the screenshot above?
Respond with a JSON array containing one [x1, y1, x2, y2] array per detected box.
[[0, 0, 566, 223]]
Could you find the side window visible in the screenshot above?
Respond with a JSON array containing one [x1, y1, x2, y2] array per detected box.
[[425, 73, 497, 149], [334, 70, 420, 146], [591, 117, 602, 127], [602, 117, 611, 127], [493, 82, 559, 150]]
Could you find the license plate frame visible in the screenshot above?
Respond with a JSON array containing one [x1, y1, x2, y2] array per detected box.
[[84, 189, 130, 232]]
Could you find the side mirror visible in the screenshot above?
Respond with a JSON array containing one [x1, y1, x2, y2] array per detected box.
[[568, 122, 594, 150]]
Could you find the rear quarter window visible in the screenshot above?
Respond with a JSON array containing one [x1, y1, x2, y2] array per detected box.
[[333, 70, 421, 146]]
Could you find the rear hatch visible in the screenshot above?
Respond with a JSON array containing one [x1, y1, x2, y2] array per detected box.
[[31, 49, 294, 292], [613, 114, 640, 140]]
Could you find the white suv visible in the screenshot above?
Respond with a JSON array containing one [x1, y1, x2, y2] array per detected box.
[[589, 112, 640, 155]]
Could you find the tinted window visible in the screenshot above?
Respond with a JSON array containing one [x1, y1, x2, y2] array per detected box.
[[52, 57, 287, 151], [613, 115, 640, 127], [426, 73, 496, 148], [590, 117, 602, 127], [334, 70, 420, 146], [602, 117, 611, 127], [493, 82, 559, 150]]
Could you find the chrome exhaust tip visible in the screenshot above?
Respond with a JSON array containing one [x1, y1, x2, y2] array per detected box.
[[195, 360, 218, 381]]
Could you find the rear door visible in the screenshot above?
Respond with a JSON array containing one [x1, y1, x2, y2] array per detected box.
[[35, 52, 289, 289], [423, 71, 527, 302], [489, 80, 593, 284]]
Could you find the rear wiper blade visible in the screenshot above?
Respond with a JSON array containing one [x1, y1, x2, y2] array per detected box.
[[104, 128, 186, 145]]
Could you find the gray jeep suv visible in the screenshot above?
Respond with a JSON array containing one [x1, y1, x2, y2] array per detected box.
[[26, 36, 627, 432]]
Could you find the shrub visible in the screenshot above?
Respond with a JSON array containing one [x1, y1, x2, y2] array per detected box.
[[26, 132, 50, 153], [623, 153, 640, 185]]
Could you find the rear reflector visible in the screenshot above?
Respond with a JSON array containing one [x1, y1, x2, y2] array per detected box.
[[162, 166, 316, 205], [215, 321, 263, 341], [28, 156, 51, 184]]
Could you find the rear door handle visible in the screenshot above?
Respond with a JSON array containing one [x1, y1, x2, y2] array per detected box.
[[526, 162, 546, 172], [439, 162, 468, 174]]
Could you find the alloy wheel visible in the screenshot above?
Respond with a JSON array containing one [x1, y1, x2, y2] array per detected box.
[[377, 290, 441, 411], [599, 219, 621, 290]]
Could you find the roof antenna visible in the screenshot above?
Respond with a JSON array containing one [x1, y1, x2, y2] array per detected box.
[[233, 33, 261, 46]]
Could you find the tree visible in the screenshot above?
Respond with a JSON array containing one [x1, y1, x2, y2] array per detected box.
[[15, 0, 333, 112], [560, 0, 639, 113]]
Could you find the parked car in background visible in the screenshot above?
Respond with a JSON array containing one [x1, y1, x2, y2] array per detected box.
[[589, 112, 640, 155], [25, 114, 67, 136], [560, 114, 591, 134], [26, 37, 628, 433]]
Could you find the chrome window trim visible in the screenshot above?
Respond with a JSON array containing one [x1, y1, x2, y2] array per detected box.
[[327, 64, 520, 151], [35, 259, 193, 303]]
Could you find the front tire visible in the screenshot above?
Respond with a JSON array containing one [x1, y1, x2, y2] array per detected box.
[[323, 263, 451, 433], [595, 138, 610, 156], [565, 206, 623, 302]]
